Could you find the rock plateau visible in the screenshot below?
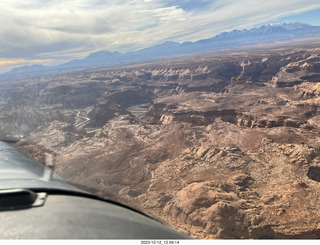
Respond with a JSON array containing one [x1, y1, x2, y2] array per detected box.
[[2, 43, 320, 239]]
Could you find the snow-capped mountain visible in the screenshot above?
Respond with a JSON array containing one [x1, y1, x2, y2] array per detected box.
[[1, 23, 320, 81]]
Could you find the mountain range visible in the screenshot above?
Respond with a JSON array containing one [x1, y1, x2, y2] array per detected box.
[[1, 22, 320, 82]]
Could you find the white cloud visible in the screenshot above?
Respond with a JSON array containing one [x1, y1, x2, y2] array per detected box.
[[0, 0, 319, 70]]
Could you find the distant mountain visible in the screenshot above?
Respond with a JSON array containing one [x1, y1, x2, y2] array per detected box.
[[1, 23, 320, 82], [0, 64, 50, 82], [86, 50, 121, 59], [55, 51, 123, 70], [4, 64, 48, 76], [176, 23, 320, 53], [8, 64, 46, 73]]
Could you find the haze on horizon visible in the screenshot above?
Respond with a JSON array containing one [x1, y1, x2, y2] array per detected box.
[[0, 0, 320, 73]]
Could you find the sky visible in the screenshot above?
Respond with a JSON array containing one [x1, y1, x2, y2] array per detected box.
[[0, 0, 320, 73]]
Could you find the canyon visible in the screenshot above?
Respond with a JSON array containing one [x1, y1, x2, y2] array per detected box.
[[2, 42, 320, 238]]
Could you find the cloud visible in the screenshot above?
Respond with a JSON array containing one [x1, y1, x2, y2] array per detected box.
[[173, 0, 320, 41], [0, 0, 319, 70]]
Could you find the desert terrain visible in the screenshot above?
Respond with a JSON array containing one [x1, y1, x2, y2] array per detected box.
[[2, 43, 320, 238]]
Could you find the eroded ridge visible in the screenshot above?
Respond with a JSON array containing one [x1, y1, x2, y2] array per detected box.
[[6, 45, 320, 239]]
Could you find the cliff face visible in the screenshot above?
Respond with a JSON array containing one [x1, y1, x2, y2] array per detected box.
[[7, 45, 320, 239], [272, 54, 320, 87], [86, 99, 128, 128], [146, 103, 237, 126]]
